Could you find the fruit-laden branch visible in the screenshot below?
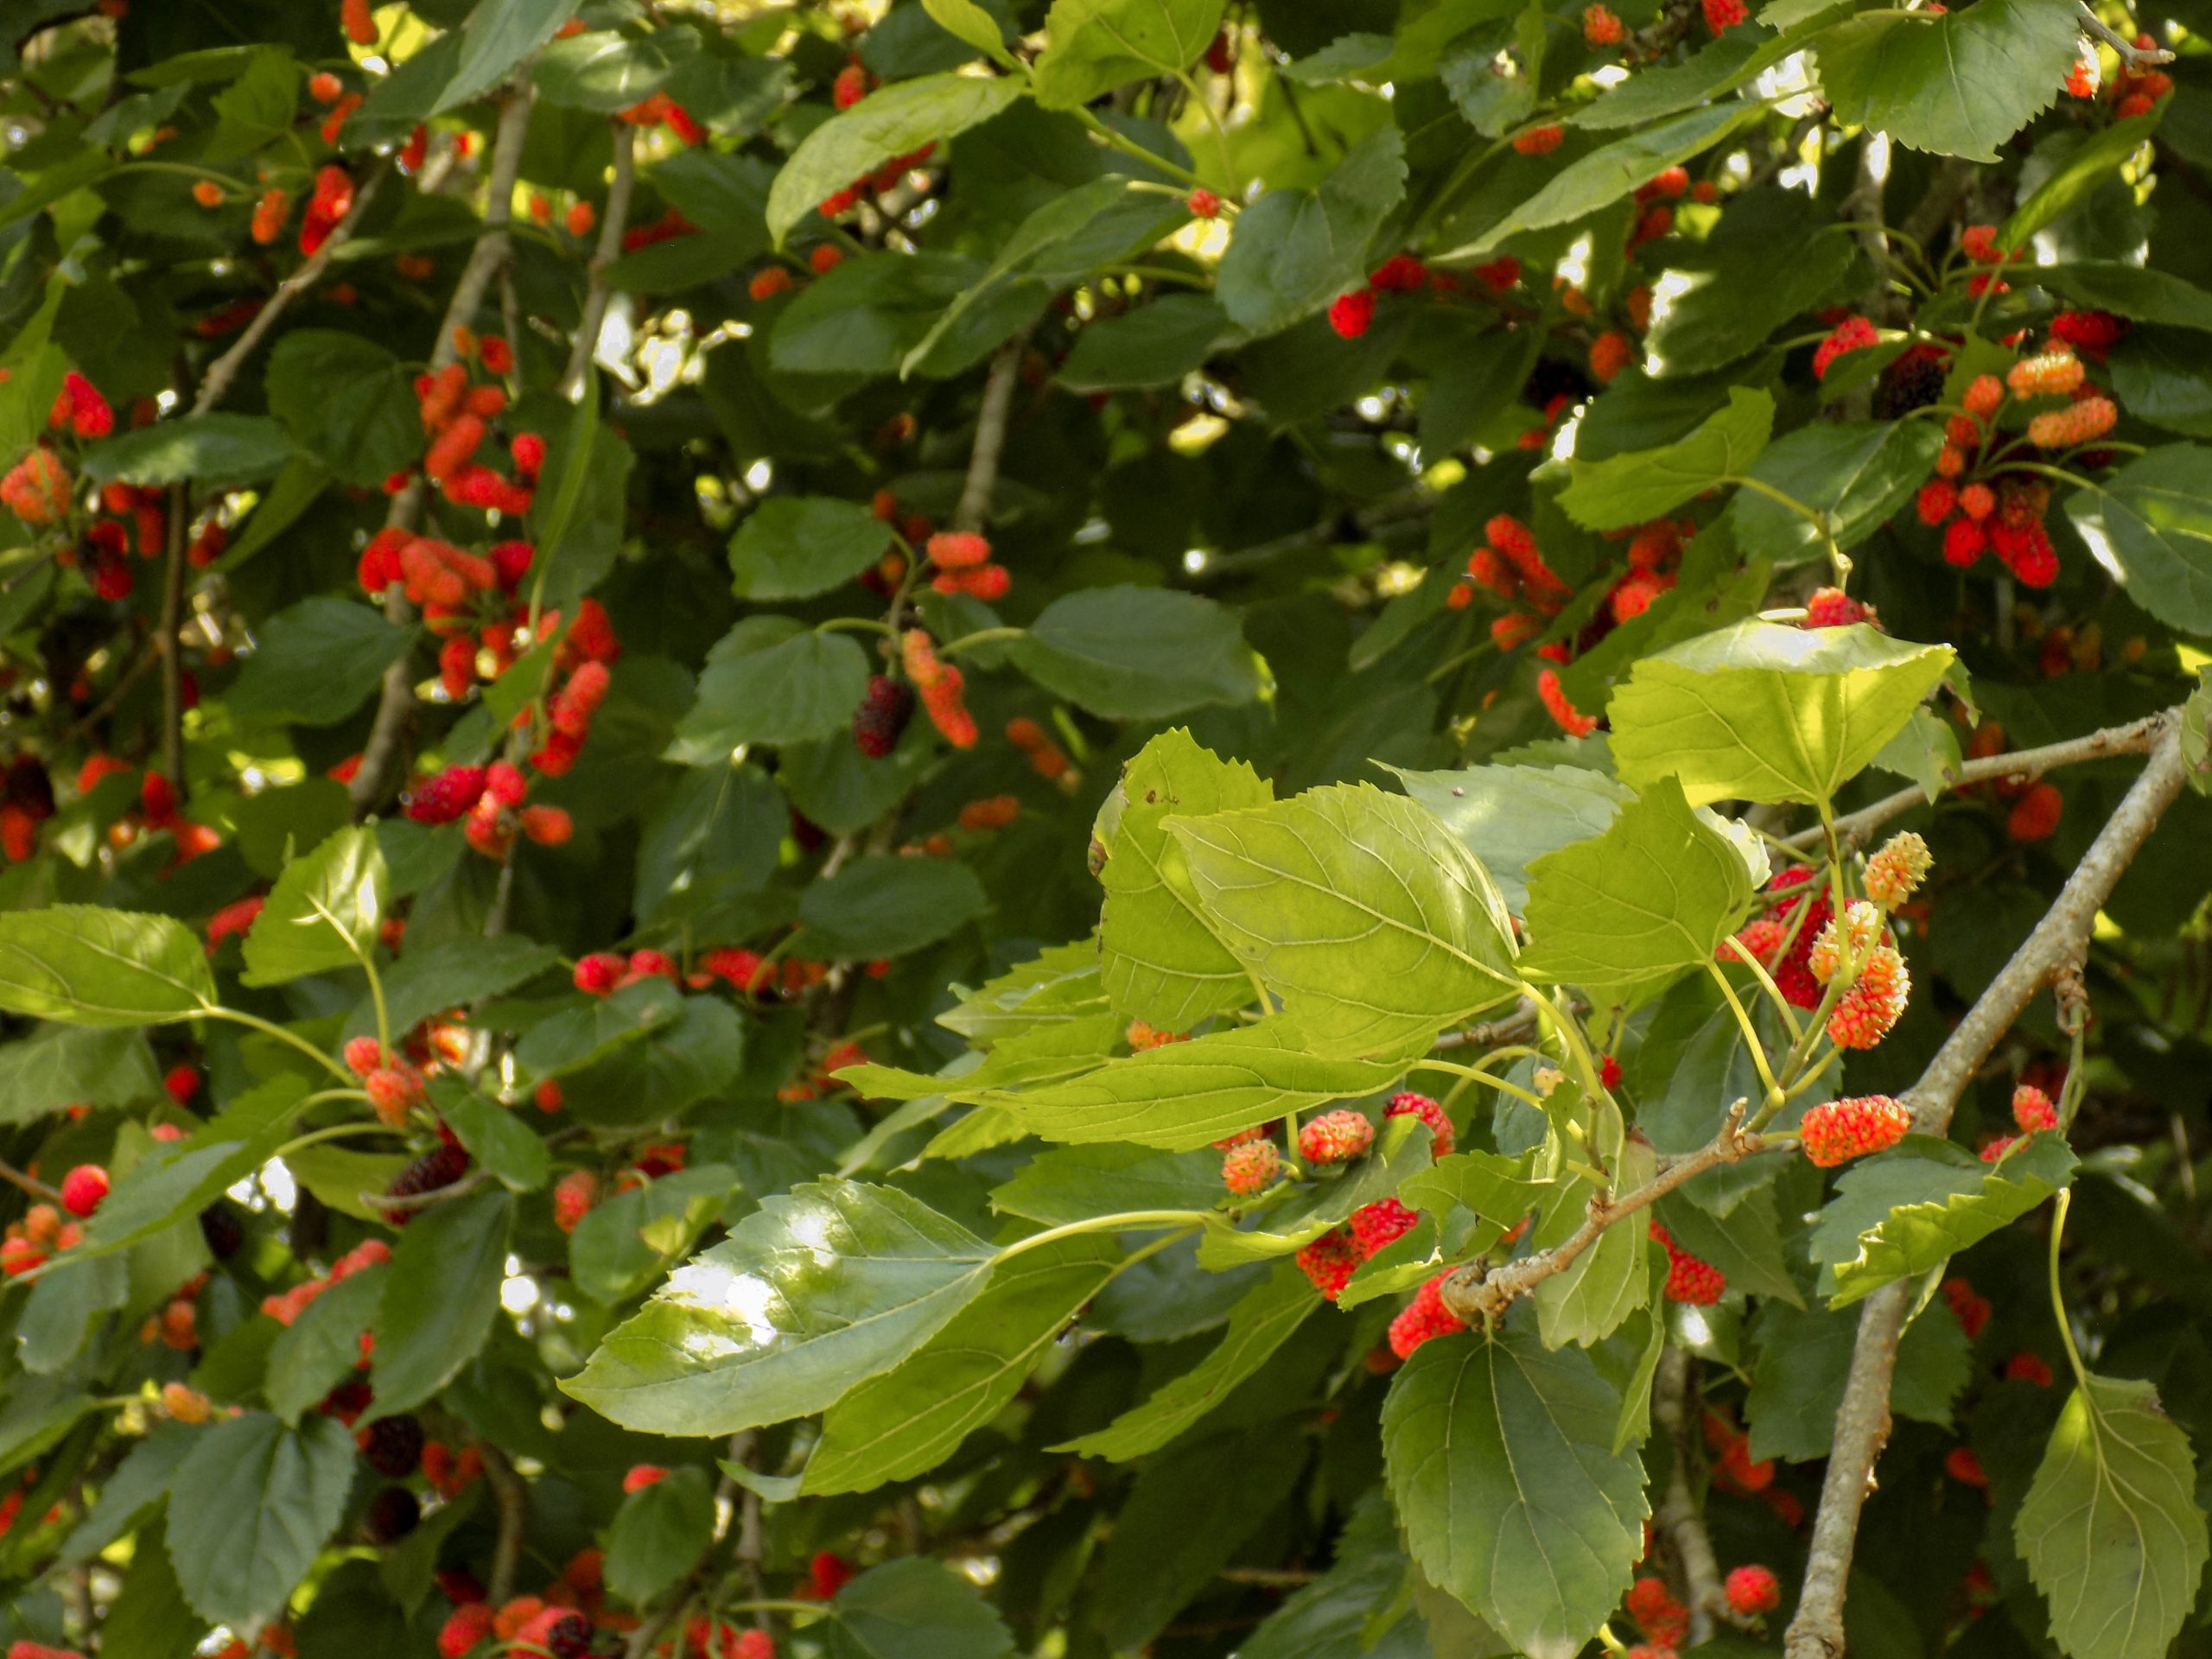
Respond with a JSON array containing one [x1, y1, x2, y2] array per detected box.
[[190, 162, 388, 419], [351, 86, 536, 820], [2077, 2, 2174, 67], [1437, 1100, 1766, 1325], [560, 121, 637, 400], [1789, 709, 2174, 849], [1783, 710, 2191, 1659]]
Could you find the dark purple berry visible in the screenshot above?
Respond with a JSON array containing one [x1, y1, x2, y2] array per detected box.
[[363, 1413, 424, 1478], [852, 674, 914, 759], [366, 1484, 419, 1543]]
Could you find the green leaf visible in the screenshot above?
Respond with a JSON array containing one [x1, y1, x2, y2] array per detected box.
[[826, 1559, 1015, 1659], [939, 939, 1110, 1043], [79, 1077, 306, 1256], [0, 1027, 160, 1126], [1560, 387, 1773, 531], [1098, 728, 1271, 1031], [1008, 585, 1259, 718], [1745, 1297, 1968, 1460], [766, 73, 1028, 243], [344, 934, 560, 1043], [80, 415, 296, 487], [1032, 0, 1228, 108], [1453, 102, 1764, 257], [0, 907, 215, 1026], [569, 1166, 735, 1305], [1607, 619, 1955, 807], [264, 332, 418, 489], [1419, 317, 1542, 457], [924, 0, 1016, 63], [634, 761, 784, 925], [1389, 762, 1629, 913], [564, 1180, 998, 1436], [1058, 295, 1230, 389], [667, 618, 871, 759], [2064, 446, 2212, 634], [2016, 1374, 2209, 1659], [166, 1412, 356, 1629], [992, 1142, 1223, 1224], [435, 0, 582, 112], [367, 1191, 512, 1419], [606, 1466, 716, 1606], [227, 597, 416, 728], [435, 1086, 551, 1192], [1400, 1148, 1548, 1255], [265, 1266, 385, 1425], [1726, 420, 1948, 565], [534, 25, 696, 111], [2037, 263, 2212, 332], [846, 1012, 1123, 1106], [1531, 1129, 1655, 1346], [1058, 1262, 1316, 1459], [728, 497, 891, 601], [974, 1016, 1428, 1149], [1654, 1187, 1802, 1306], [1812, 1133, 2076, 1306], [1817, 0, 2077, 161], [1169, 784, 1520, 1052], [1214, 126, 1408, 335], [239, 825, 386, 988], [798, 855, 990, 959], [19, 1252, 125, 1374], [1643, 188, 1856, 378], [1520, 776, 1754, 1001], [808, 1235, 1122, 1493], [1382, 1323, 1648, 1659], [2002, 111, 2162, 250]]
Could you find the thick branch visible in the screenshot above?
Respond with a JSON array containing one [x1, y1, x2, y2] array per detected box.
[[350, 88, 536, 820], [1439, 1101, 1764, 1325], [190, 164, 387, 419], [1789, 709, 2172, 850], [1782, 716, 2190, 1659], [954, 335, 1027, 534], [561, 123, 637, 400], [482, 1444, 530, 1604], [2077, 3, 2172, 67], [1654, 1348, 1725, 1645]]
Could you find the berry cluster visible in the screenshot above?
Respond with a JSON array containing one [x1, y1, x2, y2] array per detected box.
[[574, 948, 681, 997], [0, 1198, 83, 1279], [1325, 251, 1440, 339], [926, 528, 1011, 601], [1649, 1221, 1726, 1305], [405, 329, 543, 515], [261, 1237, 391, 1327], [899, 630, 977, 748], [1006, 715, 1073, 781], [1799, 1095, 1913, 1166], [616, 90, 707, 146], [1729, 864, 1834, 1007], [404, 760, 570, 859]]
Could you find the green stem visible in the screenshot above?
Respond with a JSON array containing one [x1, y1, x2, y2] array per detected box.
[[208, 1009, 353, 1085], [1175, 70, 1241, 188], [995, 1211, 1209, 1262], [1703, 960, 1783, 1103], [937, 626, 1027, 658], [1074, 109, 1206, 188], [1409, 1057, 1549, 1111], [275, 1120, 387, 1160], [2047, 1188, 2094, 1395], [817, 615, 893, 637]]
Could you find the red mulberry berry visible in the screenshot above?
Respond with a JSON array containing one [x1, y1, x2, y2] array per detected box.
[[1943, 517, 1988, 567], [1513, 124, 1564, 156], [1725, 1564, 1780, 1616], [1813, 315, 1878, 379], [1387, 1273, 1467, 1357], [60, 1164, 108, 1218], [1589, 329, 1635, 385], [1327, 289, 1376, 339], [1350, 1198, 1418, 1259], [1583, 4, 1625, 44], [1803, 587, 1870, 628], [1702, 0, 1747, 29], [404, 765, 486, 826], [1299, 1109, 1375, 1166], [1626, 1576, 1692, 1648], [1537, 668, 1599, 737], [1222, 1139, 1281, 1196], [1385, 1091, 1454, 1157], [1916, 480, 1956, 524], [2005, 1351, 2054, 1385], [1187, 188, 1222, 218], [2012, 1084, 2058, 1133], [1799, 1096, 1911, 1166], [553, 1169, 598, 1234], [439, 1603, 496, 1659], [1295, 1230, 1360, 1300], [2007, 780, 2063, 842]]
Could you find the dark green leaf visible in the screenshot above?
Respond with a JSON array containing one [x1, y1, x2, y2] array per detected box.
[[605, 1466, 716, 1606], [367, 1191, 513, 1419], [227, 598, 416, 728], [166, 1412, 355, 1628], [767, 74, 1028, 242], [798, 855, 989, 959], [435, 0, 582, 112], [826, 1559, 1015, 1659], [1560, 387, 1773, 531], [1032, 0, 1229, 108], [0, 1027, 161, 1127], [1008, 585, 1259, 718], [1816, 0, 2078, 161], [728, 497, 891, 601], [2065, 445, 2212, 634], [0, 907, 215, 1026], [264, 332, 418, 489], [1216, 125, 1407, 335], [667, 619, 871, 759], [81, 415, 296, 487]]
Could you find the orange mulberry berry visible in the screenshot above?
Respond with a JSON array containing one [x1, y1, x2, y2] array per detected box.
[[1813, 316, 1878, 378], [1537, 667, 1598, 737], [1512, 124, 1565, 156], [1386, 1091, 1454, 1157], [1583, 3, 1626, 43], [1296, 1230, 1360, 1300], [341, 0, 378, 44], [1222, 1140, 1281, 1196], [1300, 1109, 1375, 1166], [192, 179, 224, 208], [2007, 350, 2085, 398], [1864, 830, 1931, 907], [1916, 480, 1956, 524], [2007, 780, 2063, 842], [748, 266, 792, 302], [1589, 329, 1635, 384]]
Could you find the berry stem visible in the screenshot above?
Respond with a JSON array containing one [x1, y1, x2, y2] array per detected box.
[[994, 1211, 1206, 1262], [1702, 959, 1783, 1103], [210, 1009, 357, 1086], [1410, 1056, 1550, 1111], [2044, 1188, 2095, 1395]]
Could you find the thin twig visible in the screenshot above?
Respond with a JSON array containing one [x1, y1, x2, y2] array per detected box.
[[1783, 716, 2190, 1659], [158, 482, 188, 798], [562, 123, 637, 399], [1790, 710, 2172, 849], [954, 334, 1028, 534], [1433, 999, 1541, 1051], [351, 87, 536, 821], [59, 639, 158, 744], [1439, 1101, 1764, 1324], [2077, 2, 2172, 67], [482, 1444, 530, 1604], [190, 163, 388, 418], [0, 1159, 61, 1204]]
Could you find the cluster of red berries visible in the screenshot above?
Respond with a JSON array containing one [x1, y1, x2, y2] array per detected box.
[[300, 164, 354, 257], [1958, 718, 2067, 842], [747, 244, 847, 300], [1979, 1081, 2065, 1160], [617, 90, 708, 146], [0, 447, 71, 528], [900, 630, 978, 748], [73, 759, 220, 862], [1285, 1096, 1458, 1298], [404, 329, 543, 515], [1582, 3, 1625, 44], [436, 1546, 622, 1659], [2105, 34, 2176, 116], [926, 529, 1011, 601], [1126, 1020, 1186, 1051], [206, 893, 267, 952], [1799, 1095, 1913, 1166], [405, 760, 570, 859], [695, 945, 836, 998], [1386, 1272, 1468, 1357], [261, 1237, 391, 1327], [1728, 864, 1834, 1007], [1326, 251, 1440, 339], [1627, 1575, 1691, 1649], [0, 1195, 86, 1279], [1649, 1220, 1726, 1305]]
